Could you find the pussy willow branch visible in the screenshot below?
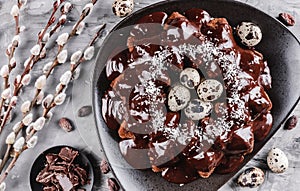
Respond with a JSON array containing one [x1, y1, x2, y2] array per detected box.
[[0, 2, 70, 133], [27, 24, 105, 141], [0, 1, 24, 119], [33, 1, 99, 108], [0, 0, 97, 131], [0, 24, 105, 185]]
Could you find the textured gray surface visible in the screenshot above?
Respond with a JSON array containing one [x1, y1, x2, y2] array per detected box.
[[0, 0, 299, 191]]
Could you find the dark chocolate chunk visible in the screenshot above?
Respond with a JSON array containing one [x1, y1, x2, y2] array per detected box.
[[36, 167, 54, 184], [56, 174, 73, 191], [69, 172, 80, 187], [43, 186, 57, 191], [58, 147, 79, 162], [74, 166, 88, 185], [36, 147, 89, 190], [46, 154, 59, 164], [48, 165, 68, 172]]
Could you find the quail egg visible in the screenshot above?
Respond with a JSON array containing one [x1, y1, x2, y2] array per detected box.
[[236, 22, 262, 47], [179, 68, 201, 89], [184, 99, 212, 120], [197, 79, 223, 102], [237, 167, 265, 188], [112, 0, 134, 18], [267, 148, 288, 173], [168, 85, 191, 112]]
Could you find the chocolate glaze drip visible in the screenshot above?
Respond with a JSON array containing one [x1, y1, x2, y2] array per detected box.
[[101, 8, 273, 184]]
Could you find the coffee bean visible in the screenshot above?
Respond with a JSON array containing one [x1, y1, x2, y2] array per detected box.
[[78, 105, 92, 117], [58, 118, 73, 132], [284, 115, 298, 130], [107, 178, 119, 191], [279, 13, 295, 26], [100, 159, 110, 174]]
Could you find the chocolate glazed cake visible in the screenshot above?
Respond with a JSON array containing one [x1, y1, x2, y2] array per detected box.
[[101, 8, 272, 184]]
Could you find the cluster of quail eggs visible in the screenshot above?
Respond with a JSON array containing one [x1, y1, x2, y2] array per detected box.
[[237, 147, 289, 188], [167, 68, 223, 120]]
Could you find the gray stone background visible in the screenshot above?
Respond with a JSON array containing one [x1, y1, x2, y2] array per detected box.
[[0, 0, 299, 190]]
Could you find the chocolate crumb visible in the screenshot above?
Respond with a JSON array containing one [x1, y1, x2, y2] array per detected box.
[[59, 117, 74, 132], [284, 115, 298, 130], [78, 106, 92, 117], [107, 178, 120, 191], [100, 159, 110, 174], [279, 13, 295, 26]]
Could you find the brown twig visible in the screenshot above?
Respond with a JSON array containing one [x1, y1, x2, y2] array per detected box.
[[0, 1, 23, 118], [0, 145, 11, 173], [0, 152, 20, 184]]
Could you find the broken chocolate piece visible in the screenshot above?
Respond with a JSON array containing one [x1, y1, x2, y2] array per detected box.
[[56, 174, 73, 191], [58, 147, 79, 162], [36, 147, 89, 190], [46, 154, 59, 164], [74, 166, 88, 185], [43, 186, 57, 191]]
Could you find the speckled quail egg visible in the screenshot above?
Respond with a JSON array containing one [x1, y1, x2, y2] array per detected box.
[[237, 167, 265, 188], [184, 99, 212, 120], [179, 68, 201, 89], [168, 84, 191, 112], [236, 22, 262, 47], [197, 79, 223, 102], [267, 148, 288, 173], [112, 0, 134, 18]]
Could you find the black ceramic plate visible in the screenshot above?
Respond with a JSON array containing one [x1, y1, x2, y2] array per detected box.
[[30, 145, 94, 190], [92, 0, 300, 190]]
